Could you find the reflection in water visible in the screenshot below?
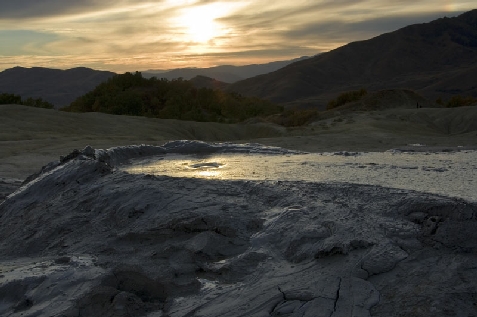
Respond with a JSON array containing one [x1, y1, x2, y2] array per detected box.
[[188, 161, 225, 178], [189, 162, 225, 169], [125, 153, 303, 181], [122, 151, 477, 202], [197, 170, 220, 178], [125, 154, 230, 178]]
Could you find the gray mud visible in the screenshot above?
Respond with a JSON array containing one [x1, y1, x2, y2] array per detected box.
[[1, 142, 476, 316], [0, 178, 22, 202], [123, 149, 477, 202]]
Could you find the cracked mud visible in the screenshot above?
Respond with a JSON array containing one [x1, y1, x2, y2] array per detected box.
[[1, 142, 476, 316]]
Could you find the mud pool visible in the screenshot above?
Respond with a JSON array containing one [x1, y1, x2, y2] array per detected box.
[[122, 150, 477, 202], [2, 143, 477, 317]]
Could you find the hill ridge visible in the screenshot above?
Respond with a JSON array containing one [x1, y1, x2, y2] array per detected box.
[[0, 66, 115, 108], [227, 9, 477, 107]]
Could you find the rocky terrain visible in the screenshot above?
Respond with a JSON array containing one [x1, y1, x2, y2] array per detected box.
[[0, 142, 476, 316]]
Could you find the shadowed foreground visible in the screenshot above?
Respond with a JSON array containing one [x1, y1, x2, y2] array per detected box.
[[1, 144, 476, 316]]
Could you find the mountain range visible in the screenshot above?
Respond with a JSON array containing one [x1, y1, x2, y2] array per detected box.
[[0, 9, 476, 110], [0, 67, 115, 108], [0, 57, 308, 108], [142, 56, 310, 83], [227, 9, 477, 108]]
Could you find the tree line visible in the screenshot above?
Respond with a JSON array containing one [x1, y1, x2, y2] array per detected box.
[[61, 72, 283, 123], [0, 93, 54, 109]]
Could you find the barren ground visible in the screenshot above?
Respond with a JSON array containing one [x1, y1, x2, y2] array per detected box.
[[1, 105, 477, 316], [1, 104, 476, 181]]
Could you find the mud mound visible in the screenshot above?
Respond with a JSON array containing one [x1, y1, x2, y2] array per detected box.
[[427, 106, 477, 134], [383, 106, 477, 135], [341, 89, 437, 112], [1, 144, 476, 316]]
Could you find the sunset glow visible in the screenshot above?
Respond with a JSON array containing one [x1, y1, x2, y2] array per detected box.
[[0, 1, 474, 72], [174, 4, 225, 43]]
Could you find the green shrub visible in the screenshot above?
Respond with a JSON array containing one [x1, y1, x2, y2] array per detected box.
[[0, 93, 54, 109], [327, 88, 367, 110]]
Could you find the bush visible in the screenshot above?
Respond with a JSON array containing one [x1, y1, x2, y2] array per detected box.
[[22, 97, 54, 109], [327, 88, 367, 110], [444, 95, 477, 108], [0, 93, 22, 104], [0, 93, 54, 109]]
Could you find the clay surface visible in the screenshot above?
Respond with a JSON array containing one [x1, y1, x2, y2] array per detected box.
[[1, 142, 476, 316]]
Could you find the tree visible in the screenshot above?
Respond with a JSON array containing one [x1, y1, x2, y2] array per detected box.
[[61, 72, 283, 123], [0, 93, 22, 104], [0, 93, 53, 109]]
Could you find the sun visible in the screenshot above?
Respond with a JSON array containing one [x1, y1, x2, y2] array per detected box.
[[183, 10, 218, 43], [174, 4, 228, 44]]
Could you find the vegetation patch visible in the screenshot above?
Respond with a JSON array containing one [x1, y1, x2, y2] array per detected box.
[[0, 93, 54, 109], [61, 72, 283, 123], [436, 95, 477, 108], [326, 89, 367, 110]]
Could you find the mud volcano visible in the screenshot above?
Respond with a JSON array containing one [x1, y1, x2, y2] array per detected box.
[[1, 141, 476, 317]]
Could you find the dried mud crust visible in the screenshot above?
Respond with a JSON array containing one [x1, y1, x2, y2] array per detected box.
[[0, 178, 22, 202], [0, 144, 476, 316]]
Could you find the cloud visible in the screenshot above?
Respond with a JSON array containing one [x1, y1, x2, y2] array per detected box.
[[0, 0, 474, 71], [0, 0, 105, 19], [0, 0, 159, 19], [0, 30, 59, 55], [280, 10, 465, 43]]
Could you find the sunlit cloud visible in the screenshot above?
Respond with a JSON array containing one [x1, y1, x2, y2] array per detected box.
[[0, 0, 474, 72]]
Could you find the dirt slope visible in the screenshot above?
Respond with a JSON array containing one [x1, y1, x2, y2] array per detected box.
[[1, 103, 476, 181]]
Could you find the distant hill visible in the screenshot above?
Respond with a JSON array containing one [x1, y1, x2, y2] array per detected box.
[[0, 67, 115, 108], [228, 9, 477, 108], [0, 58, 309, 109], [189, 75, 230, 90], [143, 56, 311, 83]]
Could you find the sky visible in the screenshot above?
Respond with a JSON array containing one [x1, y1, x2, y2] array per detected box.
[[0, 0, 475, 72]]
